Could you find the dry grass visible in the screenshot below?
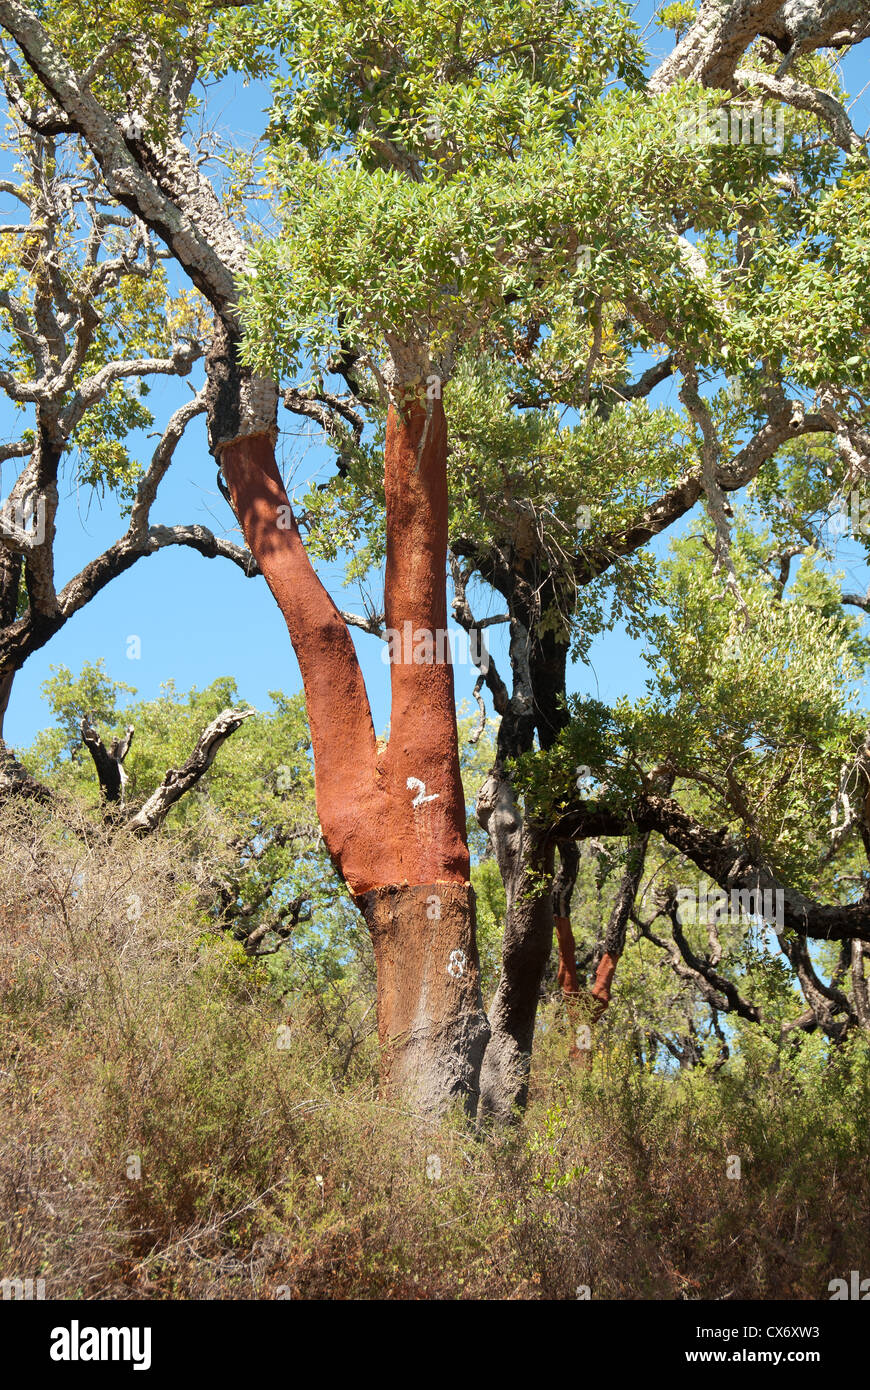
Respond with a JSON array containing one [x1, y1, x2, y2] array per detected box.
[[1, 799, 868, 1300]]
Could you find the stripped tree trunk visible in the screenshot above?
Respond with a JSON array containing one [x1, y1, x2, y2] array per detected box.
[[549, 824, 657, 1079], [211, 329, 488, 1112], [588, 832, 652, 1013], [551, 841, 593, 1065], [553, 841, 581, 996]]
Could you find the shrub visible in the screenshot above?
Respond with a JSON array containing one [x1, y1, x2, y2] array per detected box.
[[1, 799, 867, 1299]]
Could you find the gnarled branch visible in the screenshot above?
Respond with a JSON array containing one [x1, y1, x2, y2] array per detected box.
[[127, 707, 255, 835]]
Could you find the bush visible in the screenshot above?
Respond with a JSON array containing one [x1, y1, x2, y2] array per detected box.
[[1, 800, 868, 1299]]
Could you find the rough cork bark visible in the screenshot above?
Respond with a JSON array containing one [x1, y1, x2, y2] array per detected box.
[[478, 877, 553, 1122], [355, 882, 489, 1113], [476, 776, 555, 1123]]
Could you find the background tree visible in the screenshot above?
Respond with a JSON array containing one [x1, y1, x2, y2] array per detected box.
[[0, 108, 265, 743]]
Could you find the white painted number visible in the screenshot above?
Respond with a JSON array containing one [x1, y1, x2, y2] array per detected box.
[[407, 776, 439, 808], [447, 949, 466, 979]]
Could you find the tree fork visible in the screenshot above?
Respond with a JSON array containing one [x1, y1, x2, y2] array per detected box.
[[209, 328, 486, 1110], [208, 321, 381, 890]]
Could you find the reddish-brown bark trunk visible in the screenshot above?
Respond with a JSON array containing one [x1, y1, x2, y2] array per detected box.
[[219, 432, 382, 892], [219, 398, 469, 893], [557, 919, 617, 1066], [590, 950, 620, 1011], [378, 395, 471, 886], [218, 391, 488, 1112], [555, 914, 580, 995]]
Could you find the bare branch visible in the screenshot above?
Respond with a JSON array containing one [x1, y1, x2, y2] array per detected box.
[[58, 342, 203, 435], [128, 389, 208, 539], [80, 714, 133, 804], [638, 889, 763, 1023], [127, 708, 255, 835], [339, 609, 385, 638], [842, 588, 870, 612], [736, 65, 867, 156], [449, 549, 510, 717], [553, 791, 870, 944]]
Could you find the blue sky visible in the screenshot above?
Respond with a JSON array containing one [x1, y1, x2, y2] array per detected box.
[[1, 2, 868, 752]]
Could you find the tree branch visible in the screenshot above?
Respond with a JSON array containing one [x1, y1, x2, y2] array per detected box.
[[648, 1, 870, 97], [735, 65, 867, 156], [553, 792, 870, 943], [127, 707, 255, 835], [80, 714, 133, 804]]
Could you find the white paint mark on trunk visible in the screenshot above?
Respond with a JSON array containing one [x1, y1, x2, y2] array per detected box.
[[407, 776, 439, 807]]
